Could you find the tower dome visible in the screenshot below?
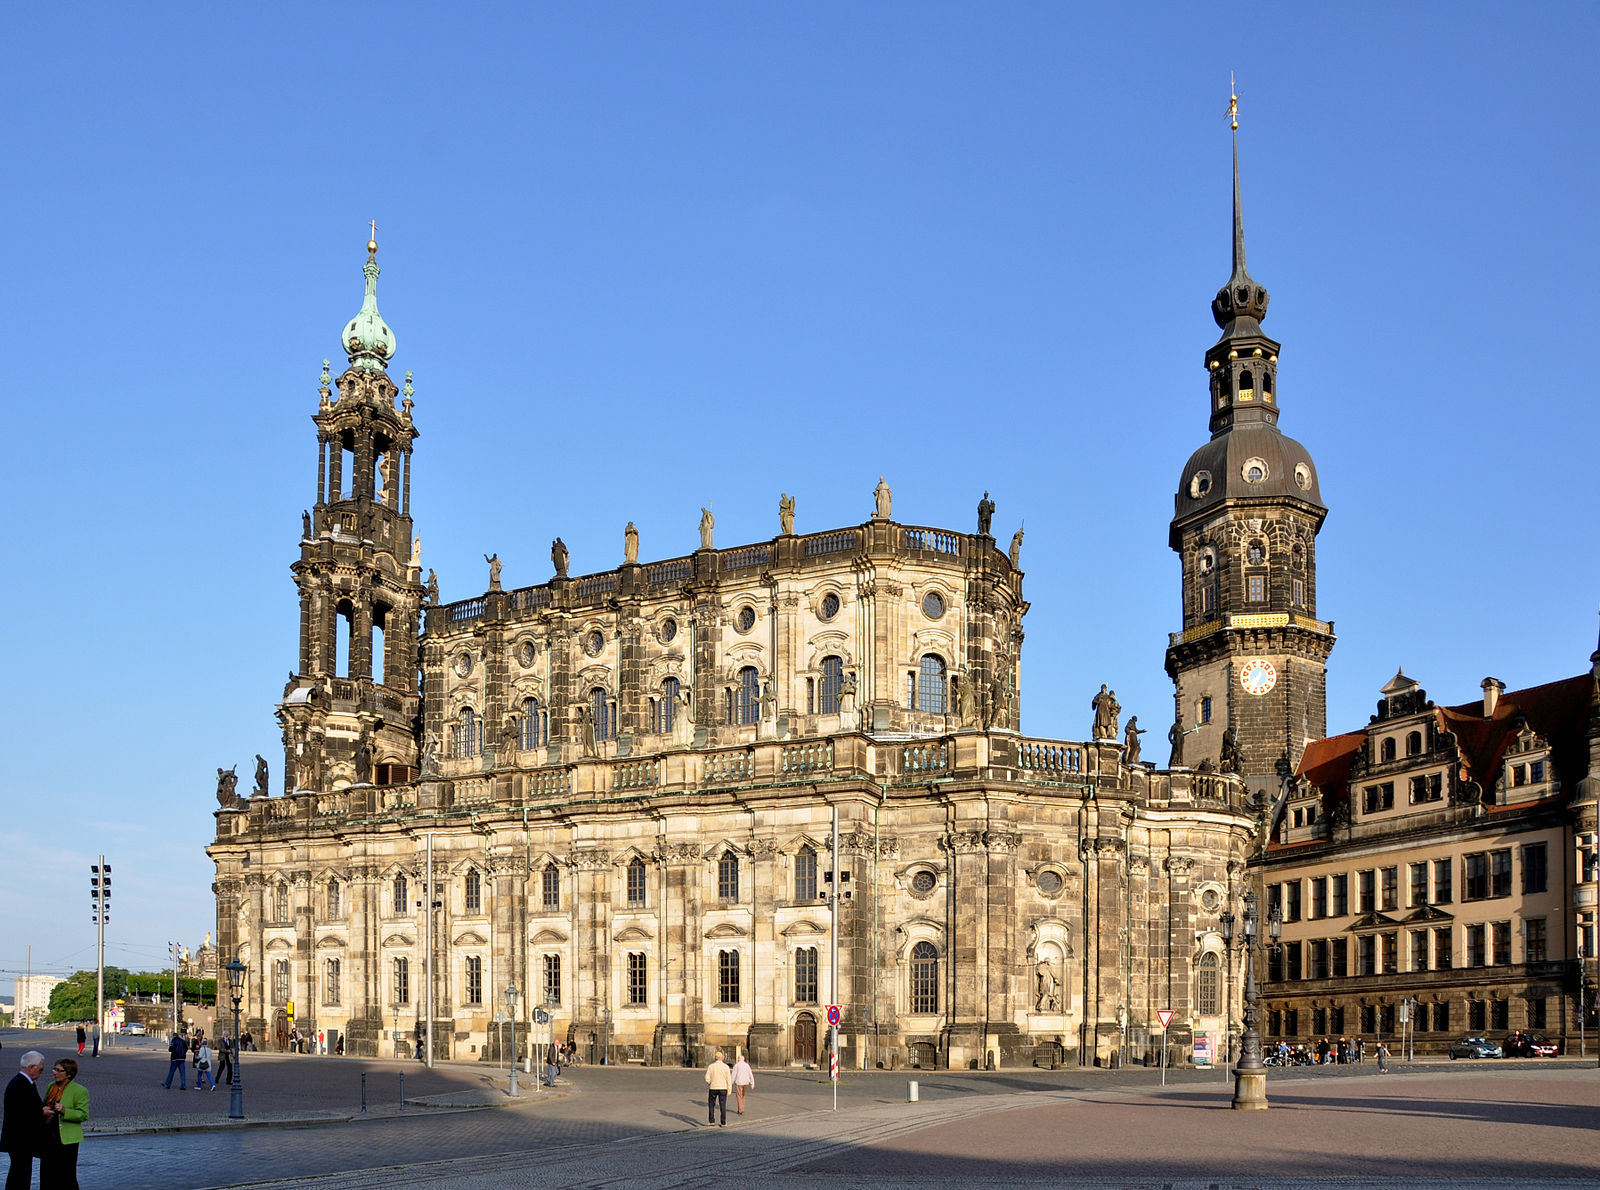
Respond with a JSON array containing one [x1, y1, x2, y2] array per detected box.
[[341, 236, 396, 372]]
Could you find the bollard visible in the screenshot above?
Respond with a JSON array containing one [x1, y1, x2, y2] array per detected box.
[[360, 1072, 367, 1114], [399, 1072, 405, 1111], [907, 1080, 919, 1102]]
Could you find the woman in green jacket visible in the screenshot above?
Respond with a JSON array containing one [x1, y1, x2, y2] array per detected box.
[[41, 1057, 89, 1190]]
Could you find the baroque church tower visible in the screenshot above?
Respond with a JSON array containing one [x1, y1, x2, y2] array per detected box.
[[277, 234, 424, 793], [1165, 99, 1334, 799]]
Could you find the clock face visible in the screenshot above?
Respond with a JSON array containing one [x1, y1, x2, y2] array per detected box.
[[1240, 658, 1277, 696]]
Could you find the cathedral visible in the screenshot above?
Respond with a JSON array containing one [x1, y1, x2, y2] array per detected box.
[[207, 126, 1333, 1070]]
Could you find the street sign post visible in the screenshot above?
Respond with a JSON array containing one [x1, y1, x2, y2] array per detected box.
[[1157, 1009, 1174, 1086]]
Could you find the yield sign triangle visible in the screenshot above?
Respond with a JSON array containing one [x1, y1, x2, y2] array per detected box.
[[1157, 1009, 1174, 1029]]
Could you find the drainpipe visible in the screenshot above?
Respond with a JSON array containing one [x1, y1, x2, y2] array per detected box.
[[1079, 781, 1093, 1064]]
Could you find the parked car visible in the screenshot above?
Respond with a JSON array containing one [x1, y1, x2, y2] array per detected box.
[[1501, 1031, 1561, 1057], [1448, 1035, 1503, 1059], [120, 1022, 147, 1036]]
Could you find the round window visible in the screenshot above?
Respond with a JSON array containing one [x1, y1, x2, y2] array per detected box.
[[515, 640, 536, 667], [1294, 461, 1313, 491], [584, 630, 605, 657], [1199, 549, 1215, 574], [1037, 870, 1063, 895], [922, 591, 945, 619], [911, 871, 936, 895], [1199, 887, 1223, 913], [1189, 470, 1213, 499], [820, 592, 840, 621], [1242, 457, 1268, 484], [737, 606, 756, 633], [453, 652, 473, 678], [660, 617, 677, 643]]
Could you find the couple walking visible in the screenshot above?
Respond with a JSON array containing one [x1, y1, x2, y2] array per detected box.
[[704, 1051, 755, 1126]]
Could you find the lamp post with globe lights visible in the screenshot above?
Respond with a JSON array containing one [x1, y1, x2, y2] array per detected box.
[[504, 982, 519, 1096], [225, 958, 246, 1120], [1223, 887, 1281, 1110]]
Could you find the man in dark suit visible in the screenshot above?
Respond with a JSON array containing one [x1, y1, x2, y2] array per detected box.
[[1, 1050, 44, 1190]]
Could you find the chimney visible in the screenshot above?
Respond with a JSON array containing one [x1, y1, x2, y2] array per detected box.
[[1481, 677, 1504, 719]]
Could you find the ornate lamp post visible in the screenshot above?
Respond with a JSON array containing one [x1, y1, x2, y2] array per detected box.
[[225, 957, 246, 1120], [1225, 888, 1281, 1110], [504, 982, 519, 1096]]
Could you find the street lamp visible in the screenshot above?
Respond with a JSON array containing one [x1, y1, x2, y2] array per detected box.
[[1220, 907, 1236, 1078], [504, 982, 519, 1096], [225, 957, 246, 1120], [1225, 888, 1281, 1110], [1115, 1004, 1128, 1069]]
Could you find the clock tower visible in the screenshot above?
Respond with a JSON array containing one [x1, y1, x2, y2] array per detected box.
[[1164, 97, 1334, 799]]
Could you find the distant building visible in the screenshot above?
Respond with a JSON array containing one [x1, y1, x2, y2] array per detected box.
[[1259, 664, 1600, 1051], [14, 975, 66, 1025]]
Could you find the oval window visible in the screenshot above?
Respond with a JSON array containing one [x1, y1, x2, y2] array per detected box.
[[922, 591, 945, 619]]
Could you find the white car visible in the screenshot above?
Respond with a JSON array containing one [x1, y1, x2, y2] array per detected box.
[[120, 1022, 147, 1036]]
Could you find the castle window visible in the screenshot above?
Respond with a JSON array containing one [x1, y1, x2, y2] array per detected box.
[[1292, 578, 1304, 607], [735, 667, 760, 725], [916, 654, 947, 714], [393, 956, 410, 1005], [1380, 737, 1395, 762], [392, 874, 408, 914], [717, 949, 741, 1005], [1201, 583, 1216, 616], [1200, 696, 1212, 724], [795, 845, 818, 901], [519, 698, 546, 750], [326, 880, 341, 920], [795, 946, 819, 1004], [1491, 849, 1512, 897], [274, 883, 290, 923], [718, 851, 740, 901], [542, 864, 560, 911], [654, 678, 679, 734], [909, 942, 939, 1013], [627, 857, 647, 907], [465, 869, 482, 913], [463, 955, 482, 1006], [591, 688, 615, 741], [1522, 842, 1547, 895], [1247, 575, 1265, 602], [543, 954, 562, 1007], [1405, 730, 1421, 756], [324, 958, 341, 1005], [627, 952, 647, 1006], [1525, 917, 1547, 963], [1197, 952, 1220, 1015], [451, 708, 481, 758], [819, 656, 844, 714], [273, 959, 290, 1004]]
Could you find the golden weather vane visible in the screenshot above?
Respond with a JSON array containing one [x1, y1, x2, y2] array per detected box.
[[1227, 74, 1239, 131]]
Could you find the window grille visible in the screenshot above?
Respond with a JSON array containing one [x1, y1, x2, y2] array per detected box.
[[910, 942, 938, 1013]]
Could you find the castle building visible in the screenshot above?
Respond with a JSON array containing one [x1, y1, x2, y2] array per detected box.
[[208, 133, 1323, 1069]]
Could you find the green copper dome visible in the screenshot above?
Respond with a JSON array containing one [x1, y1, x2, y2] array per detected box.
[[341, 242, 396, 372]]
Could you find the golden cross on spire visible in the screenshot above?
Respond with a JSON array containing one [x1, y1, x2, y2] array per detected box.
[[367, 219, 379, 253], [1227, 74, 1239, 131]]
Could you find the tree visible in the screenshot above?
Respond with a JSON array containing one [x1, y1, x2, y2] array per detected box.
[[47, 967, 130, 1022]]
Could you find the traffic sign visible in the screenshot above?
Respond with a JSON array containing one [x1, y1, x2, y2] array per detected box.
[[826, 1004, 841, 1027], [1157, 1009, 1174, 1030]]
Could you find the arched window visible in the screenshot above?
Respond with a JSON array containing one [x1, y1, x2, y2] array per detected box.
[[718, 851, 740, 901], [795, 845, 818, 900], [1239, 368, 1255, 399], [543, 953, 562, 1007], [519, 698, 546, 751], [717, 949, 741, 1005], [1381, 737, 1396, 762], [916, 655, 947, 714], [393, 956, 410, 1005], [1406, 731, 1422, 757], [323, 957, 341, 1005], [326, 879, 341, 920], [1263, 370, 1274, 397], [656, 677, 680, 734], [464, 869, 482, 913], [794, 946, 819, 1003], [818, 656, 844, 714], [627, 857, 647, 907], [736, 667, 760, 725], [335, 598, 355, 678], [392, 874, 408, 915], [274, 884, 290, 923], [272, 959, 290, 1003], [1197, 952, 1220, 1015], [542, 864, 560, 911], [463, 955, 483, 1006], [452, 707, 480, 758], [591, 688, 615, 741], [910, 941, 939, 1013]]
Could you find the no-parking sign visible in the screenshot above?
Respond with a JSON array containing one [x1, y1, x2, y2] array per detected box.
[[826, 1004, 841, 1027]]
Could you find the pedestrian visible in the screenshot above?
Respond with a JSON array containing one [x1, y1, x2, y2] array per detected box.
[[74, 1028, 85, 1058], [191, 1030, 204, 1073], [2, 1051, 46, 1190], [215, 1036, 234, 1086], [731, 1051, 754, 1115], [39, 1057, 89, 1190], [195, 1038, 215, 1091], [162, 1031, 189, 1090], [1356, 1037, 1365, 1064], [543, 1048, 559, 1088], [705, 1051, 731, 1127], [89, 1027, 98, 1060], [1376, 1041, 1389, 1074]]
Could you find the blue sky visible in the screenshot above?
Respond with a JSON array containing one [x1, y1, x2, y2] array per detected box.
[[2, 3, 1596, 996]]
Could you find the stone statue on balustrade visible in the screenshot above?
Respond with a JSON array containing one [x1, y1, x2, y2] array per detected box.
[[354, 736, 372, 785], [779, 493, 795, 535], [624, 521, 639, 565], [1091, 685, 1120, 741], [977, 491, 994, 535], [578, 704, 597, 757], [699, 506, 715, 550], [838, 671, 858, 716], [1123, 716, 1145, 764], [551, 537, 569, 578], [1168, 719, 1185, 768], [1218, 725, 1242, 774], [950, 673, 970, 728], [873, 477, 892, 521], [1009, 525, 1025, 568], [216, 766, 239, 808], [424, 569, 439, 605], [253, 754, 270, 798], [421, 730, 441, 776], [484, 553, 502, 591]]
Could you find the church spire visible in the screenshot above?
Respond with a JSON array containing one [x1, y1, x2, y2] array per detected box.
[[1211, 80, 1270, 333], [341, 224, 397, 373]]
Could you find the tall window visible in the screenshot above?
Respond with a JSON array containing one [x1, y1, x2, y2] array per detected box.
[[1310, 938, 1330, 978], [736, 668, 760, 725], [1434, 926, 1453, 969], [627, 858, 647, 907], [542, 865, 560, 911], [717, 950, 740, 1005], [1410, 862, 1428, 907], [273, 959, 290, 1003], [1310, 876, 1327, 919], [1331, 873, 1348, 916], [591, 688, 615, 741], [1332, 937, 1348, 976], [465, 869, 482, 913], [1197, 952, 1220, 1015], [1247, 574, 1265, 602], [1525, 917, 1547, 963], [1200, 696, 1213, 724], [627, 952, 647, 1006], [1381, 932, 1397, 973], [1464, 853, 1488, 900], [1491, 920, 1511, 965], [519, 698, 546, 750], [910, 942, 939, 1013], [915, 655, 947, 713], [1490, 849, 1512, 898], [795, 845, 818, 901], [327, 880, 342, 920], [451, 707, 481, 758], [1521, 843, 1548, 895], [1358, 870, 1375, 913], [543, 954, 561, 1007], [393, 956, 410, 1005], [655, 678, 679, 734], [1358, 936, 1376, 975], [463, 955, 482, 1005], [393, 875, 408, 915], [1380, 866, 1398, 911], [718, 851, 740, 901], [1465, 924, 1486, 966], [819, 656, 844, 714], [1411, 929, 1430, 972], [795, 946, 819, 1003], [324, 958, 341, 1005], [1433, 859, 1452, 904]]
